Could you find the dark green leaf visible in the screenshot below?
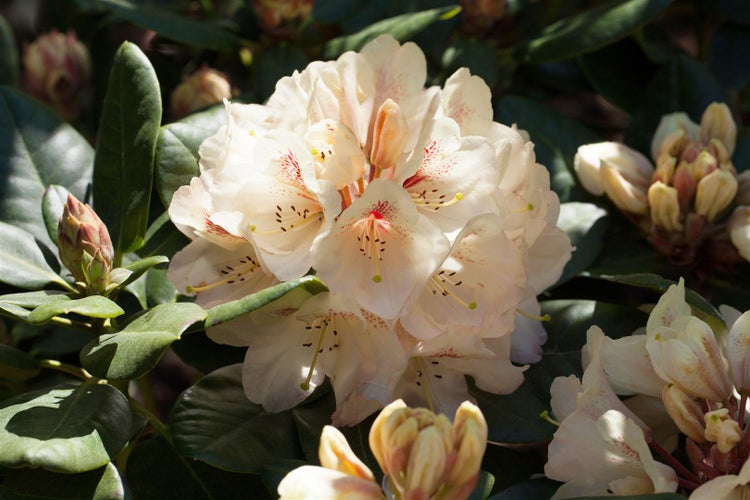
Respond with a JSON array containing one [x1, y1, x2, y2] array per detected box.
[[137, 211, 190, 259], [172, 330, 246, 374], [495, 96, 600, 202], [92, 0, 242, 50], [254, 45, 311, 101], [0, 16, 18, 87], [41, 185, 71, 247], [468, 471, 495, 500], [0, 384, 132, 473], [154, 105, 227, 208], [80, 302, 207, 380], [0, 222, 71, 290], [108, 255, 170, 292], [2, 462, 128, 499], [145, 268, 179, 307], [93, 41, 162, 260], [709, 23, 750, 89], [0, 345, 40, 382], [0, 86, 93, 246], [489, 479, 561, 499], [321, 5, 461, 59], [556, 202, 609, 284], [125, 435, 273, 500], [515, 0, 673, 63], [204, 276, 328, 329], [585, 222, 668, 276], [170, 364, 304, 473], [27, 295, 124, 325], [441, 39, 501, 88]]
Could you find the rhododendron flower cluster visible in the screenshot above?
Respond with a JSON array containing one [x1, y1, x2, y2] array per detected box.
[[167, 34, 572, 424], [545, 278, 750, 498]]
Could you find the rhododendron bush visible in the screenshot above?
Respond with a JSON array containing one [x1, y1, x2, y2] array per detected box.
[[0, 0, 748, 498]]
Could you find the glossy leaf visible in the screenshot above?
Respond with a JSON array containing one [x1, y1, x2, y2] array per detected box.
[[0, 345, 40, 382], [154, 105, 227, 208], [585, 222, 668, 276], [0, 384, 132, 473], [0, 290, 71, 309], [254, 45, 310, 101], [41, 185, 71, 246], [321, 5, 461, 59], [27, 295, 124, 324], [80, 302, 207, 380], [108, 255, 169, 291], [489, 479, 562, 499], [93, 0, 242, 51], [0, 221, 71, 291], [204, 276, 328, 329], [2, 462, 128, 499], [172, 330, 246, 374], [556, 202, 609, 284], [515, 0, 673, 63], [137, 211, 190, 259], [495, 96, 600, 203], [93, 41, 161, 260], [0, 87, 93, 247], [125, 435, 273, 500], [170, 364, 304, 473], [0, 16, 17, 87]]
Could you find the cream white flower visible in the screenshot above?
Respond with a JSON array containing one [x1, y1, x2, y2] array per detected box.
[[690, 458, 750, 500]]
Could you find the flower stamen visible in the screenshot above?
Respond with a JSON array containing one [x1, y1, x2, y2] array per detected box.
[[429, 272, 477, 310], [185, 255, 261, 293], [515, 307, 551, 322], [250, 203, 323, 235], [301, 318, 328, 390], [410, 190, 464, 211], [356, 209, 389, 283]]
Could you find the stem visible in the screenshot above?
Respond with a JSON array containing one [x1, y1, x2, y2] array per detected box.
[[39, 359, 93, 380], [739, 393, 747, 429], [47, 315, 95, 332], [647, 433, 701, 484]]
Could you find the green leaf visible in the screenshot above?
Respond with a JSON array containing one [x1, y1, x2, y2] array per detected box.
[[321, 5, 461, 59], [0, 290, 70, 308], [489, 479, 561, 499], [170, 364, 304, 473], [204, 276, 328, 328], [0, 16, 18, 87], [0, 345, 40, 382], [27, 295, 125, 325], [172, 330, 246, 374], [495, 96, 601, 202], [80, 302, 207, 380], [108, 254, 169, 292], [92, 0, 242, 51], [154, 105, 227, 208], [125, 435, 273, 500], [709, 23, 750, 89], [585, 221, 668, 276], [2, 462, 128, 499], [0, 384, 132, 473], [515, 0, 673, 63], [441, 38, 502, 88], [254, 45, 311, 101], [41, 185, 72, 247], [0, 86, 93, 246], [0, 222, 71, 290], [556, 202, 609, 283], [93, 41, 162, 260], [137, 211, 190, 259]]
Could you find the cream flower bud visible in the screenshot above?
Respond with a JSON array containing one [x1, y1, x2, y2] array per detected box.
[[704, 408, 742, 454], [403, 422, 452, 497], [700, 102, 737, 157], [647, 316, 733, 402], [601, 160, 649, 214], [651, 113, 700, 161], [695, 169, 738, 222], [318, 426, 375, 481], [58, 193, 114, 294], [729, 206, 750, 261], [370, 99, 409, 170], [23, 30, 91, 120], [661, 384, 705, 443], [446, 401, 488, 488], [725, 310, 750, 394], [648, 182, 683, 232], [652, 153, 677, 185], [574, 142, 652, 196], [171, 66, 232, 119]]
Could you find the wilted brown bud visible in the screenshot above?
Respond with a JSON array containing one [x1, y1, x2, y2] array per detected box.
[[170, 66, 232, 119], [23, 30, 91, 120], [58, 194, 114, 294]]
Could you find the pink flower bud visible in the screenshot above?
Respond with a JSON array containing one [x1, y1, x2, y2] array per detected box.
[[170, 66, 232, 119]]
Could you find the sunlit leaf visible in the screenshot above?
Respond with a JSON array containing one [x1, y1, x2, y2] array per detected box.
[[80, 302, 207, 380], [0, 384, 132, 473], [27, 295, 124, 324], [0, 222, 71, 291], [170, 364, 304, 473], [515, 0, 673, 63], [41, 185, 72, 246], [93, 41, 161, 260]]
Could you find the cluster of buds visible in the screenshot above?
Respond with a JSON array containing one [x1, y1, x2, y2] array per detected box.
[[251, 0, 314, 37], [22, 30, 92, 121], [57, 194, 114, 295], [459, 0, 507, 36], [575, 103, 747, 270], [278, 399, 488, 500], [170, 66, 232, 119]]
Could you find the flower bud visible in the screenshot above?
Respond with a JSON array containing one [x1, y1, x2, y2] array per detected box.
[[252, 0, 314, 31], [601, 161, 649, 214], [725, 310, 750, 394], [704, 408, 742, 454], [58, 194, 114, 294], [574, 142, 652, 197], [695, 169, 738, 222], [459, 0, 507, 35], [700, 103, 737, 157], [729, 206, 750, 262], [171, 66, 232, 119], [648, 182, 683, 232], [318, 425, 375, 481], [661, 384, 706, 443], [651, 113, 700, 161], [23, 30, 91, 121], [445, 401, 488, 493], [370, 99, 409, 171]]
